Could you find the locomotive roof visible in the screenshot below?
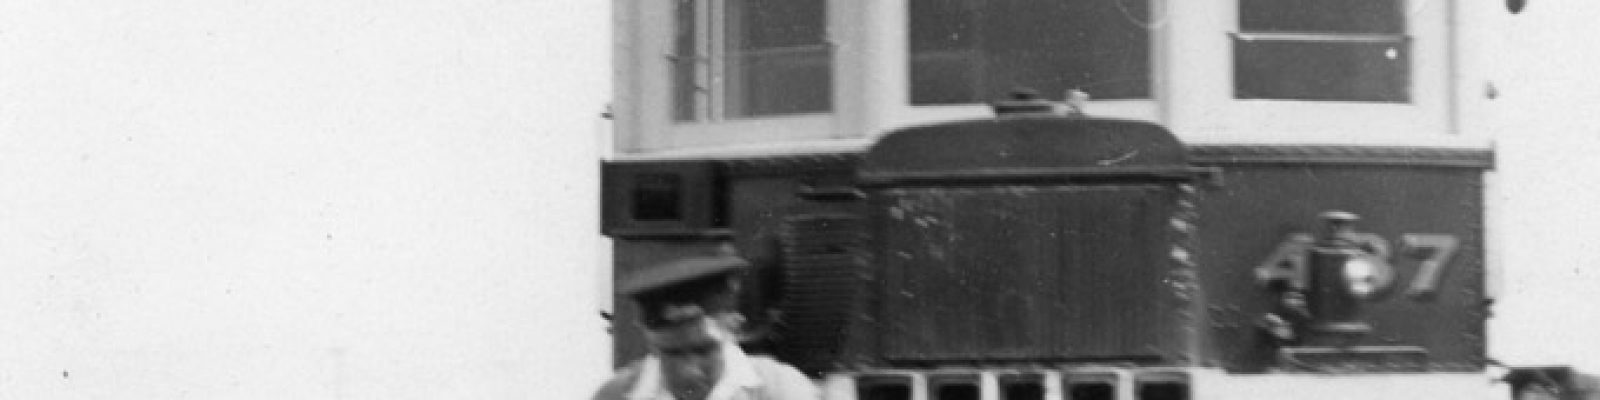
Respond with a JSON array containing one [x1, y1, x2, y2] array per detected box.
[[607, 118, 1493, 163]]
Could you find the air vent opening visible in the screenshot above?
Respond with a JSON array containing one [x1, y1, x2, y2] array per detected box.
[[1067, 382, 1115, 400], [630, 173, 683, 221], [1137, 382, 1188, 400], [1001, 375, 1046, 400], [932, 375, 982, 400], [856, 376, 912, 400], [1136, 372, 1191, 400], [936, 384, 980, 400]]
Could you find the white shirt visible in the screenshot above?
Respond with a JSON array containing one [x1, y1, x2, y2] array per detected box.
[[626, 342, 762, 400]]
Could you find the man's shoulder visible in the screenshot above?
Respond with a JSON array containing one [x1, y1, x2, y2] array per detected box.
[[591, 360, 646, 400], [746, 355, 806, 374], [746, 355, 820, 398]]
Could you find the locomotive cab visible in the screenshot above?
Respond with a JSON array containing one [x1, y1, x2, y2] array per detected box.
[[604, 1, 1508, 398], [602, 104, 1496, 399]]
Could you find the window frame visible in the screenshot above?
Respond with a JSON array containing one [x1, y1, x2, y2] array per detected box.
[[905, 0, 1157, 105], [612, 0, 1461, 155], [669, 0, 834, 123], [617, 0, 849, 152], [1230, 0, 1414, 103], [897, 0, 1164, 125], [1169, 0, 1452, 143]]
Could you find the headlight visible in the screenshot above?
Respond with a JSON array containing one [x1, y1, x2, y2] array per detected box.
[[1341, 254, 1392, 299]]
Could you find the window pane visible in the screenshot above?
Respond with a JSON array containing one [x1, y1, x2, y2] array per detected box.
[[936, 384, 980, 400], [726, 0, 831, 117], [857, 377, 913, 400], [672, 0, 699, 121], [631, 174, 683, 221], [1068, 382, 1116, 400], [910, 0, 1151, 104], [736, 0, 826, 49], [1003, 383, 1045, 400], [1234, 39, 1409, 102], [1137, 382, 1190, 400], [1240, 0, 1403, 34]]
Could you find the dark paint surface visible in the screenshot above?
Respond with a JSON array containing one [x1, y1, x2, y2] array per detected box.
[[602, 118, 1488, 372], [1192, 164, 1486, 371], [875, 186, 1181, 362]]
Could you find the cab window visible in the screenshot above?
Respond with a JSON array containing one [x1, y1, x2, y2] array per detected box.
[[908, 0, 1152, 105], [1233, 0, 1408, 102], [671, 0, 832, 121]]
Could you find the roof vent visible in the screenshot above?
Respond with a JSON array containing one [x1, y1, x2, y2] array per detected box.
[[990, 88, 1056, 117], [990, 88, 1089, 117]]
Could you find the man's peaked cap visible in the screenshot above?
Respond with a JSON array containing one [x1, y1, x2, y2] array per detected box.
[[618, 255, 751, 298]]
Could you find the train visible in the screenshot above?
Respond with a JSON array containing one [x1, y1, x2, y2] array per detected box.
[[599, 93, 1523, 400], [598, 0, 1600, 398]]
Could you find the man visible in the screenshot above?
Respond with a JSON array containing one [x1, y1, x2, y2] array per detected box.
[[593, 255, 819, 400]]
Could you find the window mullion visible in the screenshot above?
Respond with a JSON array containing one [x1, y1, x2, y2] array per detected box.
[[1234, 32, 1409, 44], [694, 0, 713, 122], [707, 0, 728, 121]]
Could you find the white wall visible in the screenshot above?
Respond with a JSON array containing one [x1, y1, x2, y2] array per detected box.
[[1477, 1, 1600, 373], [0, 1, 609, 398]]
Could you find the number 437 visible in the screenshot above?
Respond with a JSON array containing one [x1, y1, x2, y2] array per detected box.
[[1256, 234, 1461, 299]]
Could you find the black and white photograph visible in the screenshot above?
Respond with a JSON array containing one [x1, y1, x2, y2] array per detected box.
[[1, 1, 1597, 399]]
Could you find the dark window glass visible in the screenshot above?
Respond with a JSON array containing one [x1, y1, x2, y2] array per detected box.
[[672, 0, 700, 121], [1235, 39, 1408, 102], [631, 174, 683, 221], [726, 0, 831, 117], [1003, 382, 1045, 400], [1235, 0, 1408, 102], [1068, 382, 1116, 400], [1137, 382, 1189, 400], [1240, 0, 1403, 34], [935, 383, 981, 400], [858, 378, 913, 400], [909, 0, 1151, 104]]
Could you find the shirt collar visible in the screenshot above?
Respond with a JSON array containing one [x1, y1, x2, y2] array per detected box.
[[627, 320, 764, 400], [625, 344, 764, 400]]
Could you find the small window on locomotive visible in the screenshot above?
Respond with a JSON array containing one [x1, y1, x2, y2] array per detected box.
[[1137, 382, 1189, 400], [631, 173, 684, 221], [672, 0, 832, 121], [1234, 0, 1408, 102], [856, 375, 913, 400], [1001, 374, 1046, 400], [1067, 381, 1116, 400], [931, 375, 982, 400], [1136, 371, 1191, 400], [909, 0, 1152, 105]]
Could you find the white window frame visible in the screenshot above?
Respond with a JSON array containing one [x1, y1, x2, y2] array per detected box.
[[1168, 0, 1452, 144], [613, 0, 1462, 155], [616, 0, 841, 152], [888, 0, 1165, 128]]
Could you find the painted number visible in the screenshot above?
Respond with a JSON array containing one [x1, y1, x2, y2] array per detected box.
[[1401, 234, 1461, 298], [1254, 234, 1314, 290], [1255, 233, 1461, 301]]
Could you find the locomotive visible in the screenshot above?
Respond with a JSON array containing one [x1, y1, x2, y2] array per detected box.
[[600, 94, 1499, 400]]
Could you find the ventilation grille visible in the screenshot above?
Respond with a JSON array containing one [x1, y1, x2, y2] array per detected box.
[[776, 213, 869, 373]]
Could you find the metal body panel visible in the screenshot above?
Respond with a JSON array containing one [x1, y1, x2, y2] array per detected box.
[[601, 130, 1493, 375], [860, 118, 1186, 175], [601, 161, 723, 237], [1193, 164, 1488, 372], [875, 186, 1182, 362], [821, 368, 1505, 400]]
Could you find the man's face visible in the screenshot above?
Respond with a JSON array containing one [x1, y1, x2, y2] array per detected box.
[[647, 319, 726, 399]]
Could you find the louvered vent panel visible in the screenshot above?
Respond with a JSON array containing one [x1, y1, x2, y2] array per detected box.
[[775, 213, 868, 373]]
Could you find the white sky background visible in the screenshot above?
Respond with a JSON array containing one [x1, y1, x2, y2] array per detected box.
[[0, 1, 609, 398], [0, 1, 1599, 399], [1481, 0, 1600, 372]]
